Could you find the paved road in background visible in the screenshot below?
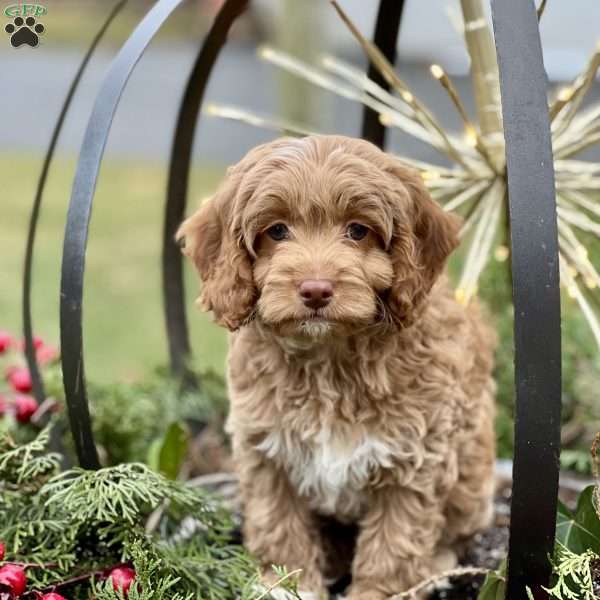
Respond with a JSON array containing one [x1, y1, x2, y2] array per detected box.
[[2, 42, 599, 166]]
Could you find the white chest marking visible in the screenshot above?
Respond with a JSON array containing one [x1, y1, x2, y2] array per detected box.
[[256, 429, 394, 518]]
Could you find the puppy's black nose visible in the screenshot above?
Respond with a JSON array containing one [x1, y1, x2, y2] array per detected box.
[[299, 279, 333, 310]]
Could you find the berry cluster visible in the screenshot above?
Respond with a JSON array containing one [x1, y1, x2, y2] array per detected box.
[[0, 541, 137, 599], [0, 330, 59, 425]]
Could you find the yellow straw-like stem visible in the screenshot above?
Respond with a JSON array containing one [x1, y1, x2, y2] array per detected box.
[[429, 63, 498, 169], [444, 180, 491, 212], [560, 260, 600, 348], [204, 104, 317, 137], [330, 0, 477, 172]]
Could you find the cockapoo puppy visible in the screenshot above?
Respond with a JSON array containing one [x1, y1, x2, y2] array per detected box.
[[178, 135, 496, 599]]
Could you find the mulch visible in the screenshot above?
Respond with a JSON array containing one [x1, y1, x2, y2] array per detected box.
[[429, 468, 598, 600]]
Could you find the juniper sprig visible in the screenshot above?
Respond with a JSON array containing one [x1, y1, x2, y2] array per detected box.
[[0, 427, 262, 599]]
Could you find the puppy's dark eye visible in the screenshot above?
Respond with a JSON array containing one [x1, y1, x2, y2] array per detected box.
[[346, 223, 369, 241], [266, 223, 290, 241]]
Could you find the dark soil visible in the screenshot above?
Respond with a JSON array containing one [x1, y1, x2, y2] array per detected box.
[[428, 477, 600, 600], [592, 557, 600, 598]]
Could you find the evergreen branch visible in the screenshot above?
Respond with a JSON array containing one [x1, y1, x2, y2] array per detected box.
[[544, 544, 599, 600], [41, 463, 214, 525], [0, 427, 60, 484]]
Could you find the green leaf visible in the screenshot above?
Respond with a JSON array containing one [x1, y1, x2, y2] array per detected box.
[[146, 439, 162, 473], [559, 450, 592, 475], [477, 566, 506, 600], [556, 486, 600, 554], [525, 586, 535, 600], [147, 422, 190, 480]]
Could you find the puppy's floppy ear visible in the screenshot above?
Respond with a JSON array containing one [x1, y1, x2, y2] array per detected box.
[[176, 174, 256, 331], [384, 161, 460, 328]]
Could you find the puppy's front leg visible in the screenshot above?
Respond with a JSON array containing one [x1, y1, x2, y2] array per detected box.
[[347, 485, 444, 600], [238, 447, 327, 597]]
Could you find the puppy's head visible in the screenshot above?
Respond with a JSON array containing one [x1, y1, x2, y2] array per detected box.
[[177, 135, 459, 337]]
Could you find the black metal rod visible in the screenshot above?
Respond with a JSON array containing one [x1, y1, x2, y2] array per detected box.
[[491, 1, 562, 599], [60, 0, 189, 469], [361, 0, 405, 148], [162, 0, 248, 384], [22, 0, 127, 405]]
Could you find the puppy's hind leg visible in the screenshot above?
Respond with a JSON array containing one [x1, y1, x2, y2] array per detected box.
[[443, 393, 496, 547]]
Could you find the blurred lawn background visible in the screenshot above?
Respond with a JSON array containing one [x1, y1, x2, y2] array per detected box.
[[1, 153, 227, 381], [15, 1, 261, 48]]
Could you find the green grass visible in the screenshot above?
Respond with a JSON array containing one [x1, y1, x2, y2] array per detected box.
[[1, 152, 228, 382], [37, 1, 216, 49]]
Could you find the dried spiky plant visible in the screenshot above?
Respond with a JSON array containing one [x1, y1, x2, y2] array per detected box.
[[205, 0, 600, 348]]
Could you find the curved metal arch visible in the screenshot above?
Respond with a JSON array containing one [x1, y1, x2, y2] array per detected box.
[[23, 0, 127, 405], [361, 0, 405, 149], [60, 0, 191, 469], [162, 0, 249, 386], [491, 1, 562, 598]]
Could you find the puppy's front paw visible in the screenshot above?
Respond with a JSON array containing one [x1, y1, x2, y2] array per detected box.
[[343, 588, 387, 600], [344, 582, 427, 600], [431, 546, 458, 573], [265, 589, 326, 600], [256, 570, 327, 600]]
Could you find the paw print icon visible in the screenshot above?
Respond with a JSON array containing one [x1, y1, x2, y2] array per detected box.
[[5, 16, 45, 48]]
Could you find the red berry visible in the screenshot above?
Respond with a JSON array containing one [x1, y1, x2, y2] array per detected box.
[[8, 368, 32, 393], [0, 564, 27, 596], [17, 337, 45, 352], [14, 395, 38, 424], [40, 593, 67, 600], [4, 365, 17, 378], [36, 345, 59, 366], [109, 566, 136, 596], [0, 332, 13, 353], [0, 541, 4, 560]]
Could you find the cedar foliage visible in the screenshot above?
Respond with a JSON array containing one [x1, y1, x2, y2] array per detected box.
[[0, 427, 273, 599]]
